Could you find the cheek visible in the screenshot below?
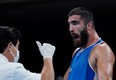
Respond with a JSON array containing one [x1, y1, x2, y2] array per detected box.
[[73, 25, 81, 30], [74, 26, 83, 33], [16, 44, 19, 49]]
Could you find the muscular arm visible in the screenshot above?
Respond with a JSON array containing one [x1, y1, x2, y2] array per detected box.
[[63, 68, 70, 80], [41, 58, 54, 80], [95, 43, 115, 80]]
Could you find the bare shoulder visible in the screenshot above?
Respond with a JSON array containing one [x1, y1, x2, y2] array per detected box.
[[89, 42, 115, 72], [92, 42, 115, 62]]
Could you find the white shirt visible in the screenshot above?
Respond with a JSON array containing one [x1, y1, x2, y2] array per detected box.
[[0, 54, 41, 80]]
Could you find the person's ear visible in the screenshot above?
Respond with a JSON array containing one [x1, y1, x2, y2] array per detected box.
[[8, 42, 13, 49], [87, 21, 92, 31]]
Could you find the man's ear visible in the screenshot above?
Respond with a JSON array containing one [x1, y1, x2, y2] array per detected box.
[[7, 42, 13, 49], [87, 21, 93, 31]]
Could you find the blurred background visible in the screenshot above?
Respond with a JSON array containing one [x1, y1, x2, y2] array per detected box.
[[0, 0, 116, 80]]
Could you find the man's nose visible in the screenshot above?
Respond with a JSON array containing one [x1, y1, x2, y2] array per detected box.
[[69, 25, 74, 32]]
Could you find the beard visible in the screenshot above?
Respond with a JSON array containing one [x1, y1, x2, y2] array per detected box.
[[73, 27, 89, 47]]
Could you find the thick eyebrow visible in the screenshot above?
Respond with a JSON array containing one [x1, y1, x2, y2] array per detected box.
[[71, 20, 79, 23], [69, 20, 80, 25]]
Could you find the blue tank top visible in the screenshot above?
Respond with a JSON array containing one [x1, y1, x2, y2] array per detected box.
[[68, 38, 103, 80]]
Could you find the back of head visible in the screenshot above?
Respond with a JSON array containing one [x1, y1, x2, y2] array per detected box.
[[68, 7, 94, 26], [0, 26, 21, 53]]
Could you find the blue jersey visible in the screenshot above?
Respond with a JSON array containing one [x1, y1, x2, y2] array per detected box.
[[68, 38, 103, 80]]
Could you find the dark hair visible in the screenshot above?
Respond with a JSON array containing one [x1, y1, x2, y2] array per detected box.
[[0, 26, 21, 53], [68, 7, 94, 26]]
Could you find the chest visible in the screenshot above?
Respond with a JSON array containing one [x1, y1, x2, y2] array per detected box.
[[71, 47, 97, 72]]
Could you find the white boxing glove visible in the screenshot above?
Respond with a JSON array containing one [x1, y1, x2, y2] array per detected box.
[[36, 41, 56, 60]]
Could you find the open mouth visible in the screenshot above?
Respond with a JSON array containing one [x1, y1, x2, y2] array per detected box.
[[70, 33, 79, 40]]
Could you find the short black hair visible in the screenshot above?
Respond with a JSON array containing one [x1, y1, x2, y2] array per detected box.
[[68, 7, 94, 26], [0, 26, 21, 53]]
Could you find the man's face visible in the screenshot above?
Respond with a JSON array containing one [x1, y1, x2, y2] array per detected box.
[[16, 40, 20, 50], [68, 15, 89, 47]]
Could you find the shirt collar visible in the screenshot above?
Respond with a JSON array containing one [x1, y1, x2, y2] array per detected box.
[[0, 54, 9, 63]]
